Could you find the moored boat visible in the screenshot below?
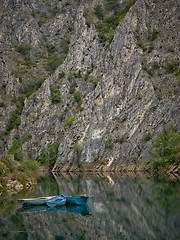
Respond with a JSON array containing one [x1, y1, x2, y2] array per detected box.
[[46, 196, 66, 207], [18, 194, 90, 206], [66, 196, 89, 206], [18, 196, 56, 206]]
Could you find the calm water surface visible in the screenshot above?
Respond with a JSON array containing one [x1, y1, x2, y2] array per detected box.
[[0, 172, 180, 240]]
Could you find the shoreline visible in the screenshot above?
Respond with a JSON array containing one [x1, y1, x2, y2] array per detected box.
[[53, 162, 180, 179]]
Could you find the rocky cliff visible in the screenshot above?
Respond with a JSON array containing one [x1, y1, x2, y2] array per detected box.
[[0, 0, 179, 170]]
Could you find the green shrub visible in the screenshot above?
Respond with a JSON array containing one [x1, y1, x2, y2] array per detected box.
[[6, 110, 21, 134], [73, 91, 81, 102], [75, 101, 83, 113], [19, 56, 36, 68], [94, 4, 104, 20], [90, 76, 100, 87], [36, 147, 47, 164], [19, 77, 45, 96], [45, 55, 62, 74], [21, 132, 32, 143], [148, 44, 154, 53], [96, 0, 136, 44], [63, 45, 69, 55], [0, 164, 6, 175], [46, 43, 56, 54], [149, 127, 180, 170], [25, 160, 40, 172], [47, 142, 59, 166], [59, 109, 68, 121], [150, 28, 159, 41], [8, 135, 23, 161], [68, 72, 74, 80], [136, 93, 142, 100], [136, 35, 147, 51], [17, 41, 32, 55], [18, 166, 25, 172], [152, 61, 160, 70], [105, 0, 120, 11], [4, 159, 14, 172], [50, 85, 61, 103], [38, 18, 46, 27], [69, 86, 75, 94], [0, 101, 4, 107], [105, 136, 113, 149], [83, 8, 92, 28], [143, 132, 151, 142], [84, 73, 89, 81], [6, 95, 25, 133], [72, 142, 83, 160], [14, 172, 26, 185], [165, 59, 179, 73], [37, 142, 59, 167], [64, 117, 75, 129], [59, 71, 65, 79], [174, 69, 180, 76]]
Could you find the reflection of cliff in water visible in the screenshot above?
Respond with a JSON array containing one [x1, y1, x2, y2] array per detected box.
[[1, 173, 180, 240]]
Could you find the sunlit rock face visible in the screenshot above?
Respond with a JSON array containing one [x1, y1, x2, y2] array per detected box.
[[0, 0, 179, 166]]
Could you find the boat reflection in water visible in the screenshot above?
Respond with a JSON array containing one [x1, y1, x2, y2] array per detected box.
[[17, 204, 90, 216]]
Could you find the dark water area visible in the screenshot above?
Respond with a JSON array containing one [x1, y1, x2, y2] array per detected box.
[[0, 172, 180, 240]]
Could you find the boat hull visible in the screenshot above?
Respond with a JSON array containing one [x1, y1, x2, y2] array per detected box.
[[46, 199, 66, 207], [18, 196, 56, 206], [18, 195, 90, 206], [66, 196, 89, 206]]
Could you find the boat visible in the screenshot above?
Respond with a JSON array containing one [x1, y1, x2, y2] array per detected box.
[[54, 194, 90, 205], [46, 196, 66, 207], [18, 196, 56, 206], [65, 196, 89, 206], [18, 194, 90, 206]]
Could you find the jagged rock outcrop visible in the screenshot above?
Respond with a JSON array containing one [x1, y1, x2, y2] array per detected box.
[[0, 0, 179, 169]]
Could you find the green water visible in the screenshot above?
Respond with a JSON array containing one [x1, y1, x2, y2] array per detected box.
[[0, 173, 180, 240]]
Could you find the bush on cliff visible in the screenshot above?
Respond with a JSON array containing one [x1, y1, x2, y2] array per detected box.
[[149, 126, 180, 171]]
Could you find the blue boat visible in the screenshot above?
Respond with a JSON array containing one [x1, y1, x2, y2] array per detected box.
[[18, 196, 56, 206], [54, 194, 89, 205], [66, 196, 89, 206], [46, 196, 66, 207]]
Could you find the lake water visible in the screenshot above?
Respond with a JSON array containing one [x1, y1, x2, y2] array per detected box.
[[0, 172, 180, 240]]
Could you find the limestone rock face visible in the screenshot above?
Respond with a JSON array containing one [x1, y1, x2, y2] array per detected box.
[[0, 0, 179, 168]]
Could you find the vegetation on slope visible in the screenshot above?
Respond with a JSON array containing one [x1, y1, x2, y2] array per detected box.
[[83, 0, 137, 44], [149, 126, 180, 171], [0, 157, 40, 194]]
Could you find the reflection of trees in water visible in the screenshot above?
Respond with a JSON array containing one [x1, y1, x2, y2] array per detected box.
[[37, 172, 59, 196], [151, 176, 180, 217]]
